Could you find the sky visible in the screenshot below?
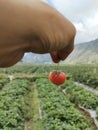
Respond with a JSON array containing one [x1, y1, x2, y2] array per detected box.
[[43, 0, 98, 44]]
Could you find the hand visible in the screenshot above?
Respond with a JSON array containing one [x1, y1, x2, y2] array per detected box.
[[0, 0, 76, 67]]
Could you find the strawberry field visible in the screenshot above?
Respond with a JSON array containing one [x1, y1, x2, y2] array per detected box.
[[0, 64, 98, 130]]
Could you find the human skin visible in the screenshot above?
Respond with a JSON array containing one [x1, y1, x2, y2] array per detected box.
[[0, 0, 76, 67]]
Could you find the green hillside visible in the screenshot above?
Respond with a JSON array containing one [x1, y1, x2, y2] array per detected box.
[[65, 39, 98, 64]]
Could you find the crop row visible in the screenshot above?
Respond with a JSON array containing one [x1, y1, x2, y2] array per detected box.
[[0, 79, 9, 88], [0, 64, 97, 89], [45, 64, 98, 89], [36, 78, 93, 130], [61, 80, 98, 110], [0, 79, 30, 130]]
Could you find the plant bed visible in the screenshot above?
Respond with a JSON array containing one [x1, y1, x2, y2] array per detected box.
[[36, 78, 94, 130]]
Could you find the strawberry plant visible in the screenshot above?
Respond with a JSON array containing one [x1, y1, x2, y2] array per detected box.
[[36, 78, 93, 130], [0, 79, 30, 129], [61, 80, 98, 110]]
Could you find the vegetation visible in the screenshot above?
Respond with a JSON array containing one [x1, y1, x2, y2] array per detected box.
[[24, 83, 43, 130], [0, 79, 30, 130], [36, 78, 93, 130], [0, 64, 97, 129], [61, 80, 98, 110]]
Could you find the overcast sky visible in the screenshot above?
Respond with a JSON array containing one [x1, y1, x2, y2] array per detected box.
[[43, 0, 98, 44]]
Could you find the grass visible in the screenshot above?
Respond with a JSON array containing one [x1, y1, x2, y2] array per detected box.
[[24, 83, 43, 130]]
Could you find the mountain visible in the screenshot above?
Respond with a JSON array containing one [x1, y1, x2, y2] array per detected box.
[[22, 38, 98, 64], [65, 38, 98, 64], [22, 53, 52, 64]]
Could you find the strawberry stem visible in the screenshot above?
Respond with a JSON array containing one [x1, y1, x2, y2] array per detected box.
[[56, 63, 60, 71]]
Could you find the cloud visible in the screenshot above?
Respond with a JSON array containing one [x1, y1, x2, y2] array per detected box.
[[74, 13, 98, 43], [43, 0, 98, 44], [43, 0, 55, 7]]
